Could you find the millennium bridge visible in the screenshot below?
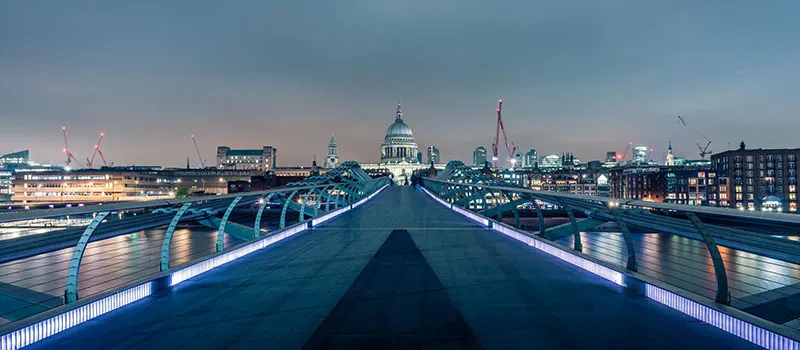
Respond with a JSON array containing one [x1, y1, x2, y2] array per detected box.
[[0, 161, 799, 349]]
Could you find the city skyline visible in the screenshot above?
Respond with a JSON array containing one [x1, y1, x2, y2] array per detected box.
[[2, 1, 799, 167]]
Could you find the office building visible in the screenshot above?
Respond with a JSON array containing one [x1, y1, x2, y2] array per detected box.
[[540, 154, 562, 169], [0, 166, 12, 203], [609, 165, 717, 206], [473, 146, 488, 167], [0, 150, 29, 165], [711, 142, 800, 212], [216, 146, 277, 171], [632, 146, 649, 163], [524, 149, 538, 168], [427, 146, 440, 164]]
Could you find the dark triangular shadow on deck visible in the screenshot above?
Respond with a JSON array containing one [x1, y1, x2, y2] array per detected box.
[[303, 229, 483, 349]]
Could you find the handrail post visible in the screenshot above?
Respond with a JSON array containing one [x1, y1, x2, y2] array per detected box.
[[254, 193, 276, 239], [160, 203, 193, 272], [216, 196, 243, 252], [687, 212, 731, 305], [64, 211, 110, 304]]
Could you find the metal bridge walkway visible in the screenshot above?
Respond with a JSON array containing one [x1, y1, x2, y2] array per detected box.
[[30, 187, 753, 349]]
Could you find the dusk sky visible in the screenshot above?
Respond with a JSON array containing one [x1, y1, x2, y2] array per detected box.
[[1, 1, 798, 167]]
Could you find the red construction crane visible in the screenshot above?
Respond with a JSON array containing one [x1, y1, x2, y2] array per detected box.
[[61, 125, 82, 167], [618, 141, 633, 162], [87, 132, 108, 168], [191, 134, 207, 168], [491, 99, 517, 168]]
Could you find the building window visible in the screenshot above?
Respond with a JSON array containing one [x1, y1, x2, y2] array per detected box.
[[748, 193, 755, 200], [735, 186, 742, 193], [688, 178, 697, 185], [746, 155, 754, 162], [736, 193, 743, 200]]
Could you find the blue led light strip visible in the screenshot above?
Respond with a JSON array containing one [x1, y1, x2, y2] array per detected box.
[[421, 186, 800, 349], [0, 282, 153, 350]]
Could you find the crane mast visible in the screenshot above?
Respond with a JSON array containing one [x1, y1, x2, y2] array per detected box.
[[61, 125, 81, 167], [491, 99, 516, 169], [677, 115, 712, 159], [87, 132, 107, 168], [191, 134, 207, 168]]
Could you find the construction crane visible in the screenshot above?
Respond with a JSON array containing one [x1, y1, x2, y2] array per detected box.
[[191, 134, 207, 168], [61, 125, 82, 167], [86, 132, 109, 168], [618, 141, 633, 162], [677, 115, 712, 159], [490, 99, 517, 169]]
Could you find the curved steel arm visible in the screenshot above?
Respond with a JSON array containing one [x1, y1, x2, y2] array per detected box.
[[160, 203, 193, 272], [254, 193, 277, 239], [216, 196, 243, 252], [527, 195, 547, 237], [610, 209, 638, 272], [562, 204, 583, 252], [64, 211, 111, 303], [280, 189, 299, 229], [315, 186, 330, 217], [687, 213, 731, 305]]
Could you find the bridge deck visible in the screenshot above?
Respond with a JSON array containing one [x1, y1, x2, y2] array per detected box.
[[30, 187, 754, 349]]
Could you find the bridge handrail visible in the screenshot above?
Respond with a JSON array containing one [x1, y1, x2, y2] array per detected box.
[[419, 177, 800, 306], [0, 179, 388, 224], [59, 176, 390, 304], [422, 178, 800, 226]]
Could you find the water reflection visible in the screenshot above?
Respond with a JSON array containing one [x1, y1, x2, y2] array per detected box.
[[0, 223, 248, 326], [554, 231, 800, 301]]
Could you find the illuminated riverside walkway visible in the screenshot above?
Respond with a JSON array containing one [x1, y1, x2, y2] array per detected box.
[[24, 187, 758, 349]]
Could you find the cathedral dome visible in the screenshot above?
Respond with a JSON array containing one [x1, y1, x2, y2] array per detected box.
[[386, 119, 413, 138], [380, 101, 419, 164]]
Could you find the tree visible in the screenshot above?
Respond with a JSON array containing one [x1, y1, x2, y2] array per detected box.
[[175, 187, 190, 198]]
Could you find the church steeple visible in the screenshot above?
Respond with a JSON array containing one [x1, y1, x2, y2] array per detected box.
[[395, 100, 403, 121], [324, 132, 339, 168], [666, 139, 675, 166]]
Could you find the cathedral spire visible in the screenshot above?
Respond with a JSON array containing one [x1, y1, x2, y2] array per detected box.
[[396, 100, 403, 121]]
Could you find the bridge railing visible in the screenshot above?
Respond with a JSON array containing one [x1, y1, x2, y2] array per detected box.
[[0, 173, 390, 326], [418, 176, 800, 348], [419, 177, 800, 306]]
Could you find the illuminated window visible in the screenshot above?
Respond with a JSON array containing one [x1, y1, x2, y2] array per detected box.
[[735, 193, 743, 200], [688, 178, 697, 185], [719, 193, 727, 200], [735, 186, 742, 193], [790, 185, 796, 193]]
